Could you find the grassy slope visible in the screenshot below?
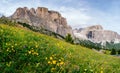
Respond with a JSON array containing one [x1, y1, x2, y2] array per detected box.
[[0, 24, 120, 73]]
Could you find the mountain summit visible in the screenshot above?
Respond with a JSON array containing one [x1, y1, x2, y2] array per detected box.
[[74, 25, 120, 43], [10, 7, 73, 37]]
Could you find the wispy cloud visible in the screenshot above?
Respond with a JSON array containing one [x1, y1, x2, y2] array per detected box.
[[0, 0, 41, 16], [37, 0, 92, 28], [0, 0, 92, 28], [58, 6, 92, 27]]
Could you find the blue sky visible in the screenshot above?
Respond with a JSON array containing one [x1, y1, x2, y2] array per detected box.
[[0, 0, 120, 34]]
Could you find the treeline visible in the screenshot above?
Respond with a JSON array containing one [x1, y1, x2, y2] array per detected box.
[[75, 39, 102, 50], [74, 39, 120, 55], [105, 42, 120, 55], [105, 42, 120, 50], [17, 22, 65, 39], [0, 16, 16, 25]]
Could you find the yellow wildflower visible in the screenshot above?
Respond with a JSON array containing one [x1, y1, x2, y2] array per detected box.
[[11, 46, 14, 48], [6, 48, 9, 52], [50, 57, 53, 60], [15, 43, 17, 46], [90, 69, 93, 72], [31, 49, 34, 52], [35, 45, 38, 48], [36, 53, 39, 55], [34, 52, 39, 55], [59, 59, 61, 61], [84, 69, 87, 71], [60, 61, 64, 65], [48, 61, 51, 64], [51, 68, 56, 72], [100, 70, 103, 73], [28, 51, 31, 54], [52, 60, 57, 64], [101, 67, 103, 70]]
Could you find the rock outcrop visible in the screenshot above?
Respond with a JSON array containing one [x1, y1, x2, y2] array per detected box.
[[10, 7, 73, 37], [74, 25, 120, 43]]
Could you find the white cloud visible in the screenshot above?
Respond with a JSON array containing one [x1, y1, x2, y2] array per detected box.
[[58, 7, 92, 27], [0, 0, 41, 16], [39, 3, 92, 28]]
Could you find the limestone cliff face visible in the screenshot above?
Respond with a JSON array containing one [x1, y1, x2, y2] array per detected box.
[[10, 7, 73, 37], [74, 25, 120, 43]]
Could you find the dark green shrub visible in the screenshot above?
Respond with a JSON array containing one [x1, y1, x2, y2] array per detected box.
[[118, 50, 120, 54], [65, 33, 73, 44], [111, 48, 116, 55]]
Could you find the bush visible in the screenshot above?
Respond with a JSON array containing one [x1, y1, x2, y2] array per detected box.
[[118, 50, 120, 54], [111, 48, 116, 55], [65, 33, 73, 44], [0, 16, 16, 25]]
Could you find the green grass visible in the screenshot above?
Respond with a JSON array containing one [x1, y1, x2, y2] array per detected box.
[[0, 24, 120, 73]]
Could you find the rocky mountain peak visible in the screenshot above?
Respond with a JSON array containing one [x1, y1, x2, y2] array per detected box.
[[36, 7, 48, 18], [30, 8, 36, 15], [23, 7, 29, 11], [85, 25, 103, 30], [10, 7, 73, 38], [74, 25, 120, 43]]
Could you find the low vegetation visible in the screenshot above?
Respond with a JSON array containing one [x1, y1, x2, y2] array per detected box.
[[0, 24, 120, 73], [0, 16, 16, 26], [111, 48, 117, 55], [76, 39, 120, 55], [18, 22, 65, 39], [76, 39, 102, 50], [65, 33, 74, 44]]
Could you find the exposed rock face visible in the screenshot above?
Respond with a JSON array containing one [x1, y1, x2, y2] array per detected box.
[[10, 7, 73, 37], [74, 25, 120, 43]]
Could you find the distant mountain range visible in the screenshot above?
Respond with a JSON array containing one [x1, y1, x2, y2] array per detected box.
[[8, 7, 120, 44], [73, 25, 120, 44]]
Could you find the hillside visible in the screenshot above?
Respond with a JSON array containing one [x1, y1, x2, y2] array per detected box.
[[0, 24, 120, 73]]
